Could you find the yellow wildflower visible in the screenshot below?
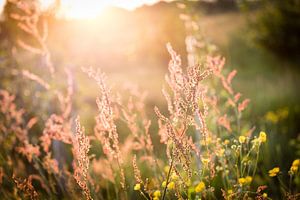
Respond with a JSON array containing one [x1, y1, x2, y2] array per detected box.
[[238, 178, 246, 185], [134, 183, 141, 191], [239, 136, 246, 144], [162, 181, 166, 188], [201, 157, 210, 165], [200, 137, 212, 146], [238, 176, 252, 185], [200, 139, 206, 146], [171, 172, 178, 181], [268, 167, 280, 177], [265, 111, 279, 124], [153, 190, 161, 197], [227, 189, 233, 195], [164, 166, 170, 174], [290, 165, 298, 174], [292, 159, 300, 167], [245, 176, 252, 184], [263, 193, 268, 198], [206, 137, 212, 144], [259, 131, 267, 143], [290, 159, 300, 174], [153, 197, 159, 200], [167, 181, 175, 190], [224, 139, 230, 145], [185, 179, 191, 187], [195, 181, 205, 193], [217, 148, 225, 156]]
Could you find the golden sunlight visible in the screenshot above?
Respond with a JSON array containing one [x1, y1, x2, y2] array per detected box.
[[58, 1, 110, 19], [41, 0, 160, 19]]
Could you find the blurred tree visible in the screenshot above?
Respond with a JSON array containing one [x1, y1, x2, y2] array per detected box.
[[250, 0, 300, 63], [0, 0, 26, 96], [0, 0, 62, 117]]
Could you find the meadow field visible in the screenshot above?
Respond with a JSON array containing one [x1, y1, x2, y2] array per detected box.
[[0, 0, 299, 199]]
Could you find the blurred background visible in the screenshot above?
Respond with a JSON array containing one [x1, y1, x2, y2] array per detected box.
[[0, 0, 299, 198]]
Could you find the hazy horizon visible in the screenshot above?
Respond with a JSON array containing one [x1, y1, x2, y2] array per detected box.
[[0, 0, 163, 19]]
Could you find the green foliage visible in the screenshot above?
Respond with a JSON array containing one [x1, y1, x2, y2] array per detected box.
[[250, 0, 300, 63]]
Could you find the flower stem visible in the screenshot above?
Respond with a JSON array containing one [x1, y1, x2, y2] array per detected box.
[[162, 152, 174, 200], [252, 145, 260, 177]]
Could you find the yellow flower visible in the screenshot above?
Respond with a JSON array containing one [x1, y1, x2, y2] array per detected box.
[[201, 157, 210, 165], [195, 181, 205, 193], [167, 181, 175, 190], [239, 136, 246, 144], [162, 181, 167, 188], [217, 148, 225, 157], [238, 176, 252, 185], [238, 178, 246, 185], [259, 131, 267, 143], [268, 167, 280, 177], [224, 139, 230, 145], [153, 190, 161, 197], [206, 137, 212, 144], [292, 159, 300, 167], [245, 176, 252, 184], [134, 183, 141, 191], [227, 189, 233, 195], [263, 193, 268, 198], [153, 197, 159, 200], [185, 179, 191, 187], [265, 111, 279, 124], [290, 165, 298, 174], [290, 159, 300, 174], [164, 166, 170, 174], [171, 172, 178, 181], [200, 137, 212, 146], [200, 139, 206, 146]]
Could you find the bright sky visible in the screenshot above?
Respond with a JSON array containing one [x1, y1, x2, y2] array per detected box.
[[0, 0, 161, 19]]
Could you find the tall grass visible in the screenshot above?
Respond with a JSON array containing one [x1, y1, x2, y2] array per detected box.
[[0, 1, 299, 200]]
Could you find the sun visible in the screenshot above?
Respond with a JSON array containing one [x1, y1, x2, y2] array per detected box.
[[57, 1, 111, 19], [39, 0, 160, 19]]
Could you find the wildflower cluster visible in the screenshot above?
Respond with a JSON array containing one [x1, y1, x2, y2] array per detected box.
[[290, 159, 299, 175], [0, 1, 299, 200], [268, 167, 280, 177]]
